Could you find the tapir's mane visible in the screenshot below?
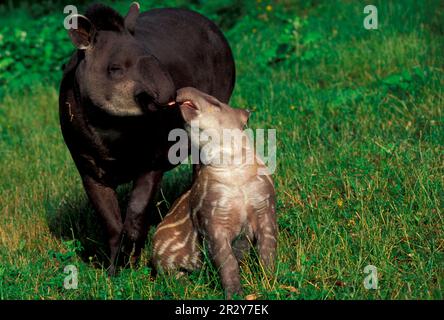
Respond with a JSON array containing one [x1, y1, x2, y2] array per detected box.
[[85, 3, 125, 32]]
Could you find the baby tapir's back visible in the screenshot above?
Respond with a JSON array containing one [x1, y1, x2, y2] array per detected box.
[[153, 190, 202, 271]]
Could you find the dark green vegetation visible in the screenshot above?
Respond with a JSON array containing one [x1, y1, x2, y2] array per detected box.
[[0, 0, 443, 299]]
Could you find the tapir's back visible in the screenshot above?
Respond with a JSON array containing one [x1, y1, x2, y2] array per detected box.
[[135, 8, 235, 103]]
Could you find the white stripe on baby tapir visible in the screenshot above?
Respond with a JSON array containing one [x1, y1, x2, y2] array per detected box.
[[264, 233, 276, 241], [212, 238, 230, 259], [263, 175, 274, 191], [190, 230, 198, 252], [210, 206, 217, 216], [190, 254, 200, 267], [167, 254, 178, 268], [168, 190, 190, 214], [192, 175, 208, 217], [155, 214, 189, 234], [169, 231, 192, 252], [181, 254, 190, 266], [157, 237, 177, 256], [256, 159, 274, 190]]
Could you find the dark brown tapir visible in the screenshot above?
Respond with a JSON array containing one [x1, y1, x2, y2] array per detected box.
[[58, 2, 235, 275]]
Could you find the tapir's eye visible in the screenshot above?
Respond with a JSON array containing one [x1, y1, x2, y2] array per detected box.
[[108, 64, 124, 77]]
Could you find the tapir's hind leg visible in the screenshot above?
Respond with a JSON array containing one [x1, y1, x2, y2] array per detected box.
[[123, 170, 163, 265], [82, 175, 123, 276]]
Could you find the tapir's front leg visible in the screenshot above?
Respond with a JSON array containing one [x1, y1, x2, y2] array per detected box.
[[82, 175, 123, 276], [123, 170, 163, 263]]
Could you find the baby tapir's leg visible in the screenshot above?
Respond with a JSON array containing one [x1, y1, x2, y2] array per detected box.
[[232, 235, 252, 262], [200, 215, 242, 299], [208, 233, 241, 299], [232, 223, 255, 262], [254, 195, 278, 270]]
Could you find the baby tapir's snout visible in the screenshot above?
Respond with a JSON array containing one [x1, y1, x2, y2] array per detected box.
[[152, 190, 202, 272]]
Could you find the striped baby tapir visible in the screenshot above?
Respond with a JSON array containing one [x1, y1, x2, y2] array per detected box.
[[152, 87, 277, 299]]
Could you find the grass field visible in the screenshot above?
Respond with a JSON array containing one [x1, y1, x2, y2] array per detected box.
[[0, 0, 443, 299]]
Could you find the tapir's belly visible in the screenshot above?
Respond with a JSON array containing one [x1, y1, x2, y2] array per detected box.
[[86, 126, 176, 185]]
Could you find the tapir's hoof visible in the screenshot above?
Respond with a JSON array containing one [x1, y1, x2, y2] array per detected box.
[[107, 265, 117, 277]]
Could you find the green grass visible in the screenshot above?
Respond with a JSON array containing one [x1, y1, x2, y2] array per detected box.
[[0, 0, 443, 299]]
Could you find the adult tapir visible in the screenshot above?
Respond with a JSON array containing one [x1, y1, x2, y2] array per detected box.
[[59, 2, 235, 275]]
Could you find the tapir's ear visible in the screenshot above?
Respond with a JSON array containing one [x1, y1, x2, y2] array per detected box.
[[68, 14, 95, 50], [238, 109, 251, 128], [125, 2, 140, 34], [178, 100, 200, 123]]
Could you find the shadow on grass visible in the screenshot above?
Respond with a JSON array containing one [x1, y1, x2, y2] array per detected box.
[[46, 165, 192, 268]]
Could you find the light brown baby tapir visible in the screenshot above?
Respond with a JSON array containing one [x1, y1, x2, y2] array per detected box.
[[152, 87, 277, 299]]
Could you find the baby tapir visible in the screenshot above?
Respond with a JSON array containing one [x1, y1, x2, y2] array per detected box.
[[153, 87, 277, 299]]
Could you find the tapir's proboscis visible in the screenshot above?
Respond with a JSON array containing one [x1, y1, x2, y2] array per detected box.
[[59, 2, 235, 275]]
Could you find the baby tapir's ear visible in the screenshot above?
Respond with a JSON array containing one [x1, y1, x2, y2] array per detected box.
[[178, 100, 200, 123], [176, 87, 202, 122], [238, 109, 251, 128], [68, 15, 95, 50], [125, 2, 140, 34]]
